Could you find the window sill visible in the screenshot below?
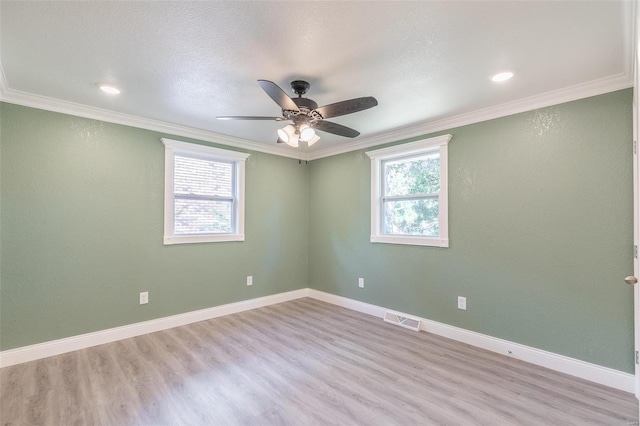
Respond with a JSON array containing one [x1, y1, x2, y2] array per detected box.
[[370, 235, 449, 248], [164, 234, 245, 245]]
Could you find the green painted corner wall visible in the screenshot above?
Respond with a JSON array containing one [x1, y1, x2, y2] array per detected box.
[[308, 89, 635, 373], [0, 89, 634, 374], [0, 103, 309, 350]]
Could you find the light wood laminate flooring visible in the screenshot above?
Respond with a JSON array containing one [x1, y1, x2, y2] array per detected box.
[[1, 297, 637, 425]]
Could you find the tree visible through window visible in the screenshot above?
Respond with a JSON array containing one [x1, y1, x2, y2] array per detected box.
[[383, 153, 440, 236], [366, 134, 451, 247]]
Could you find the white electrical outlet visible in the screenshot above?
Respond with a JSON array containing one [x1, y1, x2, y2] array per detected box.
[[358, 278, 364, 288], [140, 291, 149, 305], [458, 296, 466, 310], [247, 276, 253, 286]]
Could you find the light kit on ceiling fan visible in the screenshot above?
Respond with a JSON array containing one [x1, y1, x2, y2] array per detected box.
[[277, 124, 299, 147], [218, 79, 378, 148], [277, 123, 319, 148], [298, 124, 316, 141], [306, 134, 321, 147]]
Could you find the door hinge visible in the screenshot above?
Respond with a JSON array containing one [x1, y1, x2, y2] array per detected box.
[[636, 351, 638, 365], [635, 245, 638, 259], [634, 140, 637, 155]]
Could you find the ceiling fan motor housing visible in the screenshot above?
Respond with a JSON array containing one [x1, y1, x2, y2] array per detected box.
[[292, 97, 318, 110], [285, 97, 322, 126]]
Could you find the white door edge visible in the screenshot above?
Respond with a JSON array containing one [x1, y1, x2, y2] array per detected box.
[[633, 5, 639, 401]]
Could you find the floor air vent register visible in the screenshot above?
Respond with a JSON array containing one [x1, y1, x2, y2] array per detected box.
[[383, 311, 421, 332]]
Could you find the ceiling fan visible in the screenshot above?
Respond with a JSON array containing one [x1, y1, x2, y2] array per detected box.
[[217, 80, 378, 147]]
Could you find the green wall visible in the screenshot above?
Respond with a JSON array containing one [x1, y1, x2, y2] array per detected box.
[[0, 103, 309, 350], [0, 89, 634, 374], [309, 89, 635, 373]]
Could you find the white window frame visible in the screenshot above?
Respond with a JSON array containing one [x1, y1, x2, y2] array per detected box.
[[162, 138, 250, 245], [365, 134, 452, 247]]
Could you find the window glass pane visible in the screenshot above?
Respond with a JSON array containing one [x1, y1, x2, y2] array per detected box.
[[384, 153, 440, 196], [174, 199, 232, 234], [174, 155, 233, 197], [383, 198, 439, 236]]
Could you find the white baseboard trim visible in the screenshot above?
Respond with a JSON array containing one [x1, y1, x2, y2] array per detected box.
[[0, 288, 309, 368], [2, 287, 634, 394], [306, 289, 635, 394]]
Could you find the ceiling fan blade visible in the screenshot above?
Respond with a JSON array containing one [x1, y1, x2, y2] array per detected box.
[[257, 80, 300, 111], [216, 116, 285, 121], [313, 120, 360, 138], [314, 97, 378, 119]]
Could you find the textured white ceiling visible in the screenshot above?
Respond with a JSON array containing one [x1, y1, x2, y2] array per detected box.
[[0, 1, 633, 156]]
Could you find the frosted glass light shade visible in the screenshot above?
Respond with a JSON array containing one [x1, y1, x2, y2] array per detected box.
[[299, 124, 316, 142], [277, 124, 296, 143], [277, 124, 300, 147], [286, 132, 299, 148], [306, 134, 321, 147]]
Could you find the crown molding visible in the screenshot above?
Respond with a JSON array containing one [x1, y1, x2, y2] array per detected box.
[[306, 71, 633, 160], [0, 83, 305, 160], [0, 61, 631, 163]]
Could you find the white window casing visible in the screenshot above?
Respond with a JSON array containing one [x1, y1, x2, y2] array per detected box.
[[365, 134, 452, 248], [162, 138, 250, 245]]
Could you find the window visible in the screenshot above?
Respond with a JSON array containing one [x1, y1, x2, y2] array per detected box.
[[365, 134, 451, 247], [162, 138, 250, 245]]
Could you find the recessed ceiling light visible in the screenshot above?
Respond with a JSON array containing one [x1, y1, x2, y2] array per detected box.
[[491, 71, 514, 82], [96, 83, 121, 95]]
